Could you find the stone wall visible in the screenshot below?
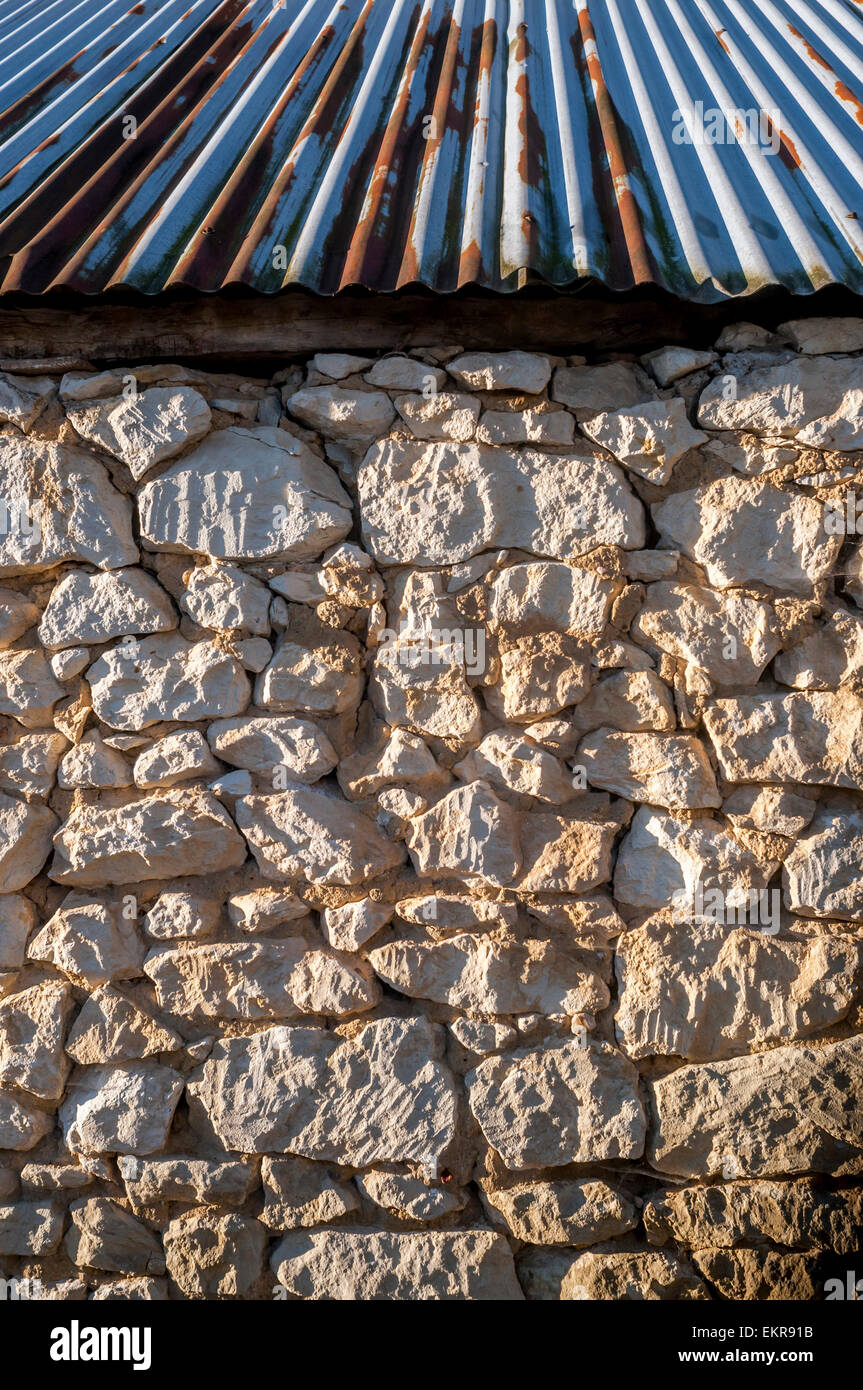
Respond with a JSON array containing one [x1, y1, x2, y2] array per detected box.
[[0, 317, 862, 1301]]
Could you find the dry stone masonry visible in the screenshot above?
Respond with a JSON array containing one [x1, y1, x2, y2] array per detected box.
[[0, 320, 862, 1300]]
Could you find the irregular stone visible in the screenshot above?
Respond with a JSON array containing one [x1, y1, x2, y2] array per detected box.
[[454, 729, 576, 804], [691, 1247, 817, 1300], [51, 647, 89, 681], [0, 588, 39, 647], [483, 1179, 637, 1246], [571, 670, 675, 734], [699, 353, 863, 449], [358, 439, 645, 566], [319, 542, 383, 607], [704, 691, 863, 788], [0, 432, 137, 576], [774, 609, 863, 688], [783, 799, 863, 918], [261, 1157, 359, 1229], [0, 371, 54, 431], [624, 550, 679, 581], [138, 426, 352, 561], [0, 792, 57, 890], [516, 808, 618, 894], [0, 894, 36, 969], [180, 563, 270, 635], [778, 316, 863, 354], [369, 627, 483, 742], [641, 346, 717, 385], [0, 980, 73, 1100], [394, 392, 479, 441], [484, 632, 591, 722], [226, 887, 307, 934], [487, 562, 617, 638], [0, 732, 66, 799], [338, 726, 448, 800], [60, 1061, 184, 1155], [558, 1248, 707, 1301], [207, 715, 336, 783], [649, 1035, 863, 1178], [39, 566, 176, 651], [285, 382, 395, 443], [0, 649, 64, 726], [614, 806, 775, 913], [405, 782, 521, 887], [369, 933, 609, 1018], [133, 730, 221, 789], [582, 399, 707, 484], [65, 984, 181, 1064], [615, 918, 861, 1060], [49, 790, 247, 886], [702, 431, 798, 476], [309, 353, 373, 379], [58, 731, 133, 789], [188, 1016, 458, 1166], [0, 1089, 53, 1150], [255, 610, 362, 716], [477, 407, 574, 445], [722, 784, 816, 836], [523, 893, 625, 946], [65, 1197, 164, 1275], [632, 581, 780, 685], [164, 1211, 267, 1299], [653, 476, 841, 593], [396, 894, 517, 933], [67, 386, 211, 480], [235, 785, 405, 886], [87, 633, 250, 730], [364, 357, 446, 392], [0, 1201, 62, 1254], [321, 898, 394, 951], [577, 730, 720, 809], [145, 888, 223, 939], [466, 1040, 646, 1168], [91, 1278, 167, 1300], [356, 1170, 464, 1221], [28, 892, 143, 985], [118, 1156, 259, 1208], [644, 1180, 863, 1252], [271, 1229, 523, 1300], [448, 351, 550, 393]]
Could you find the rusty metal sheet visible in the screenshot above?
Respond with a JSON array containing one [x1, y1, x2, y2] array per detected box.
[[0, 0, 862, 300]]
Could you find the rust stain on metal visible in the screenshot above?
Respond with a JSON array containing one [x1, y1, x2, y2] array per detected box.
[[836, 81, 863, 126]]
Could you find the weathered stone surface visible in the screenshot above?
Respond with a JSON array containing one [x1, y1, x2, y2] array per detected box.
[[180, 563, 271, 635], [0, 371, 54, 431], [239, 784, 402, 885], [704, 691, 863, 789], [358, 439, 645, 566], [133, 730, 220, 789], [615, 918, 861, 1060], [486, 562, 617, 638], [58, 731, 133, 789], [614, 806, 775, 913], [0, 732, 67, 799], [0, 432, 137, 575], [310, 353, 372, 379], [364, 356, 446, 392], [369, 933, 609, 1019], [649, 1035, 863, 1178], [653, 476, 841, 593], [0, 588, 39, 647], [448, 351, 550, 394], [778, 316, 863, 354], [774, 609, 863, 688], [356, 1169, 464, 1221], [118, 1156, 259, 1208], [632, 581, 781, 685], [255, 613, 363, 716], [67, 387, 211, 480], [91, 1278, 167, 1300], [483, 1179, 637, 1246], [783, 799, 863, 918], [0, 1089, 53, 1150], [0, 792, 56, 890], [692, 1248, 817, 1301], [61, 1062, 184, 1155], [261, 1157, 359, 1230], [88, 633, 250, 729], [145, 888, 223, 940], [0, 1200, 63, 1254], [466, 1041, 646, 1168], [571, 670, 675, 734], [582, 399, 707, 484], [271, 1229, 524, 1300], [578, 731, 720, 809], [552, 361, 654, 416], [164, 1211, 267, 1299], [28, 892, 144, 985], [0, 649, 64, 726], [644, 1180, 863, 1252], [641, 346, 717, 385], [0, 980, 73, 1099], [723, 784, 816, 837], [485, 632, 591, 723], [0, 894, 36, 969], [226, 887, 306, 934], [188, 1017, 458, 1165], [139, 426, 352, 561], [338, 727, 448, 800], [207, 715, 336, 783], [476, 407, 574, 445], [369, 629, 483, 742], [321, 898, 393, 951], [405, 782, 521, 886], [454, 729, 576, 804], [556, 1248, 708, 1301], [65, 985, 181, 1065], [286, 385, 395, 441], [65, 1196, 165, 1274], [516, 808, 619, 894], [145, 940, 378, 1020], [699, 354, 863, 449], [49, 790, 247, 885]]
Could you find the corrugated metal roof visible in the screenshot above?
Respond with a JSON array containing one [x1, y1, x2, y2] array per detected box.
[[0, 0, 862, 300]]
